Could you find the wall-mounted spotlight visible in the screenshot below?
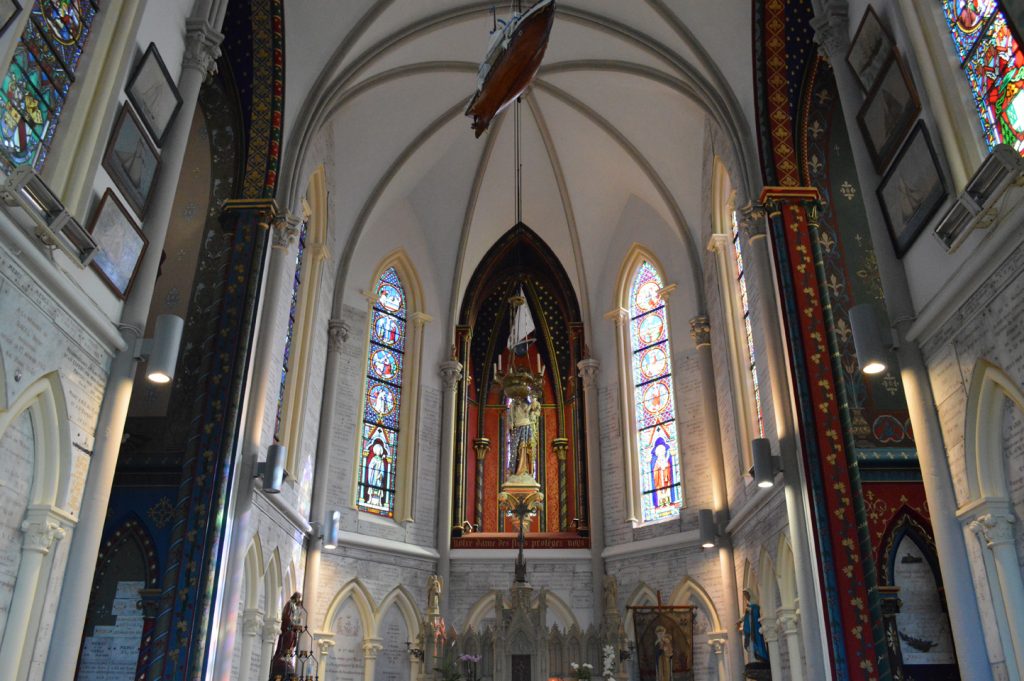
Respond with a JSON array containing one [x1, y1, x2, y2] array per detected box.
[[752, 437, 783, 489], [134, 314, 184, 384], [849, 303, 889, 375], [698, 509, 718, 549], [323, 510, 341, 550], [255, 442, 288, 494]]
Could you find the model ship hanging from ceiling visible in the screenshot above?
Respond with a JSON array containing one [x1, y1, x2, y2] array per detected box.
[[466, 0, 556, 137]]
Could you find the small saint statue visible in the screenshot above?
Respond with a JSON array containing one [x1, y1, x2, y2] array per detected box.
[[427, 574, 443, 615], [507, 394, 541, 479], [740, 589, 770, 667], [603, 574, 619, 616], [270, 592, 306, 678]]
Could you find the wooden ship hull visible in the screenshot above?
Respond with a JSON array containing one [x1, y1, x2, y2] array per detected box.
[[466, 0, 555, 137]]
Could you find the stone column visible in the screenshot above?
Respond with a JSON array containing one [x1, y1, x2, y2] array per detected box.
[[708, 637, 728, 681], [437, 361, 463, 614], [42, 19, 223, 681], [552, 437, 569, 531], [760, 616, 783, 681], [578, 358, 605, 625], [738, 204, 827, 681], [473, 437, 490, 529], [811, 8, 994, 678], [776, 608, 804, 681], [971, 513, 1024, 673], [0, 512, 65, 674], [362, 639, 384, 681], [316, 636, 336, 678], [303, 317, 350, 634], [260, 618, 282, 681], [238, 608, 265, 681], [213, 213, 299, 681], [688, 316, 744, 681]]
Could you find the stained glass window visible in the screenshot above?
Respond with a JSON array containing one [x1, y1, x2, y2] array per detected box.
[[942, 1, 1024, 153], [357, 267, 406, 517], [629, 261, 682, 523], [0, 0, 100, 171], [275, 221, 307, 440], [732, 211, 765, 437]]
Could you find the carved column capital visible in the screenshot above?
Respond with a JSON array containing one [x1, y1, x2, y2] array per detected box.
[[362, 639, 383, 658], [262, 618, 282, 644], [473, 437, 491, 461], [327, 318, 350, 354], [21, 518, 65, 554], [759, 616, 780, 643], [604, 307, 629, 327], [440, 361, 463, 392], [183, 18, 224, 78], [551, 437, 569, 461], [777, 608, 800, 634], [971, 513, 1016, 548], [317, 637, 336, 658], [271, 213, 302, 251], [809, 1, 850, 59], [242, 608, 264, 637], [578, 358, 600, 391], [737, 202, 768, 241], [707, 637, 727, 655], [689, 315, 711, 349]]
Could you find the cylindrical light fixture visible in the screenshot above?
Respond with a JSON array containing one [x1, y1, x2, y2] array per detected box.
[[323, 510, 341, 550], [146, 314, 184, 383], [752, 438, 775, 488], [262, 443, 287, 494], [849, 304, 887, 375], [698, 509, 717, 548]]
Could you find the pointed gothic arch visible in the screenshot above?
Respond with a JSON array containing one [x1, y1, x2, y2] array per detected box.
[[374, 585, 421, 640], [321, 578, 377, 636], [623, 582, 658, 642], [609, 244, 683, 524], [265, 548, 284, 620], [963, 359, 1024, 502], [243, 536, 265, 612], [774, 536, 798, 610], [352, 248, 428, 522], [669, 577, 723, 633]]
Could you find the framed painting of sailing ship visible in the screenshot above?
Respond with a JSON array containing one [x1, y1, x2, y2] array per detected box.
[[877, 122, 948, 258], [631, 606, 694, 681], [87, 189, 149, 299], [126, 43, 182, 147], [846, 6, 894, 92], [102, 104, 160, 217], [857, 54, 920, 172]]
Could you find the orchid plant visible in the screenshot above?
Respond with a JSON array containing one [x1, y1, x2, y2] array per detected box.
[[460, 654, 482, 681]]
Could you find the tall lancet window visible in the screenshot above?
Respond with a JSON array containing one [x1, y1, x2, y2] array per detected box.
[[629, 260, 682, 523], [731, 210, 765, 437], [941, 1, 1024, 152], [357, 266, 407, 517]]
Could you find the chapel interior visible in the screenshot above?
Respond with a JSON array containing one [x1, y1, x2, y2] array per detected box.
[[0, 1, 1022, 681]]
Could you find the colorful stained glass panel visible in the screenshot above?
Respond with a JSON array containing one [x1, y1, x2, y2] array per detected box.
[[732, 214, 765, 437], [358, 267, 408, 517], [628, 260, 683, 523], [944, 0, 998, 60]]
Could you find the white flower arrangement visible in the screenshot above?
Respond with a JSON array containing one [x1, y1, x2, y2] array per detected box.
[[570, 662, 594, 680], [601, 644, 616, 681]]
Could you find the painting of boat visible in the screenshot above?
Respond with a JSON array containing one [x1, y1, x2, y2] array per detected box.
[[466, 0, 556, 137]]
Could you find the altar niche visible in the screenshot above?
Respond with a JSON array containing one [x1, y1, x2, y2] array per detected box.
[[452, 225, 588, 546]]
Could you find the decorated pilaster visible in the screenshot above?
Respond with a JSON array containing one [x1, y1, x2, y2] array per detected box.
[[260, 618, 282, 681], [473, 437, 491, 529], [761, 186, 886, 679], [578, 358, 605, 624], [777, 608, 804, 681], [362, 639, 384, 681], [437, 360, 463, 614], [237, 608, 264, 681], [707, 637, 728, 681], [736, 201, 827, 680], [969, 512, 1024, 673], [552, 437, 569, 530]]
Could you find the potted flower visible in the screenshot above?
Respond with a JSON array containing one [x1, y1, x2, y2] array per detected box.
[[460, 654, 482, 681], [570, 662, 593, 681]]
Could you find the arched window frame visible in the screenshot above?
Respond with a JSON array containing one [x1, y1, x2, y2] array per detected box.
[[0, 1, 147, 216], [350, 250, 429, 523], [608, 245, 683, 525], [708, 159, 764, 474], [276, 167, 329, 474]]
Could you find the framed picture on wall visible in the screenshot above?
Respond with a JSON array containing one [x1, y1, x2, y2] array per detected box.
[[126, 43, 182, 146], [0, 0, 21, 38], [857, 54, 921, 172], [102, 104, 160, 217], [846, 6, 894, 92], [877, 122, 948, 257], [87, 189, 149, 299]]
